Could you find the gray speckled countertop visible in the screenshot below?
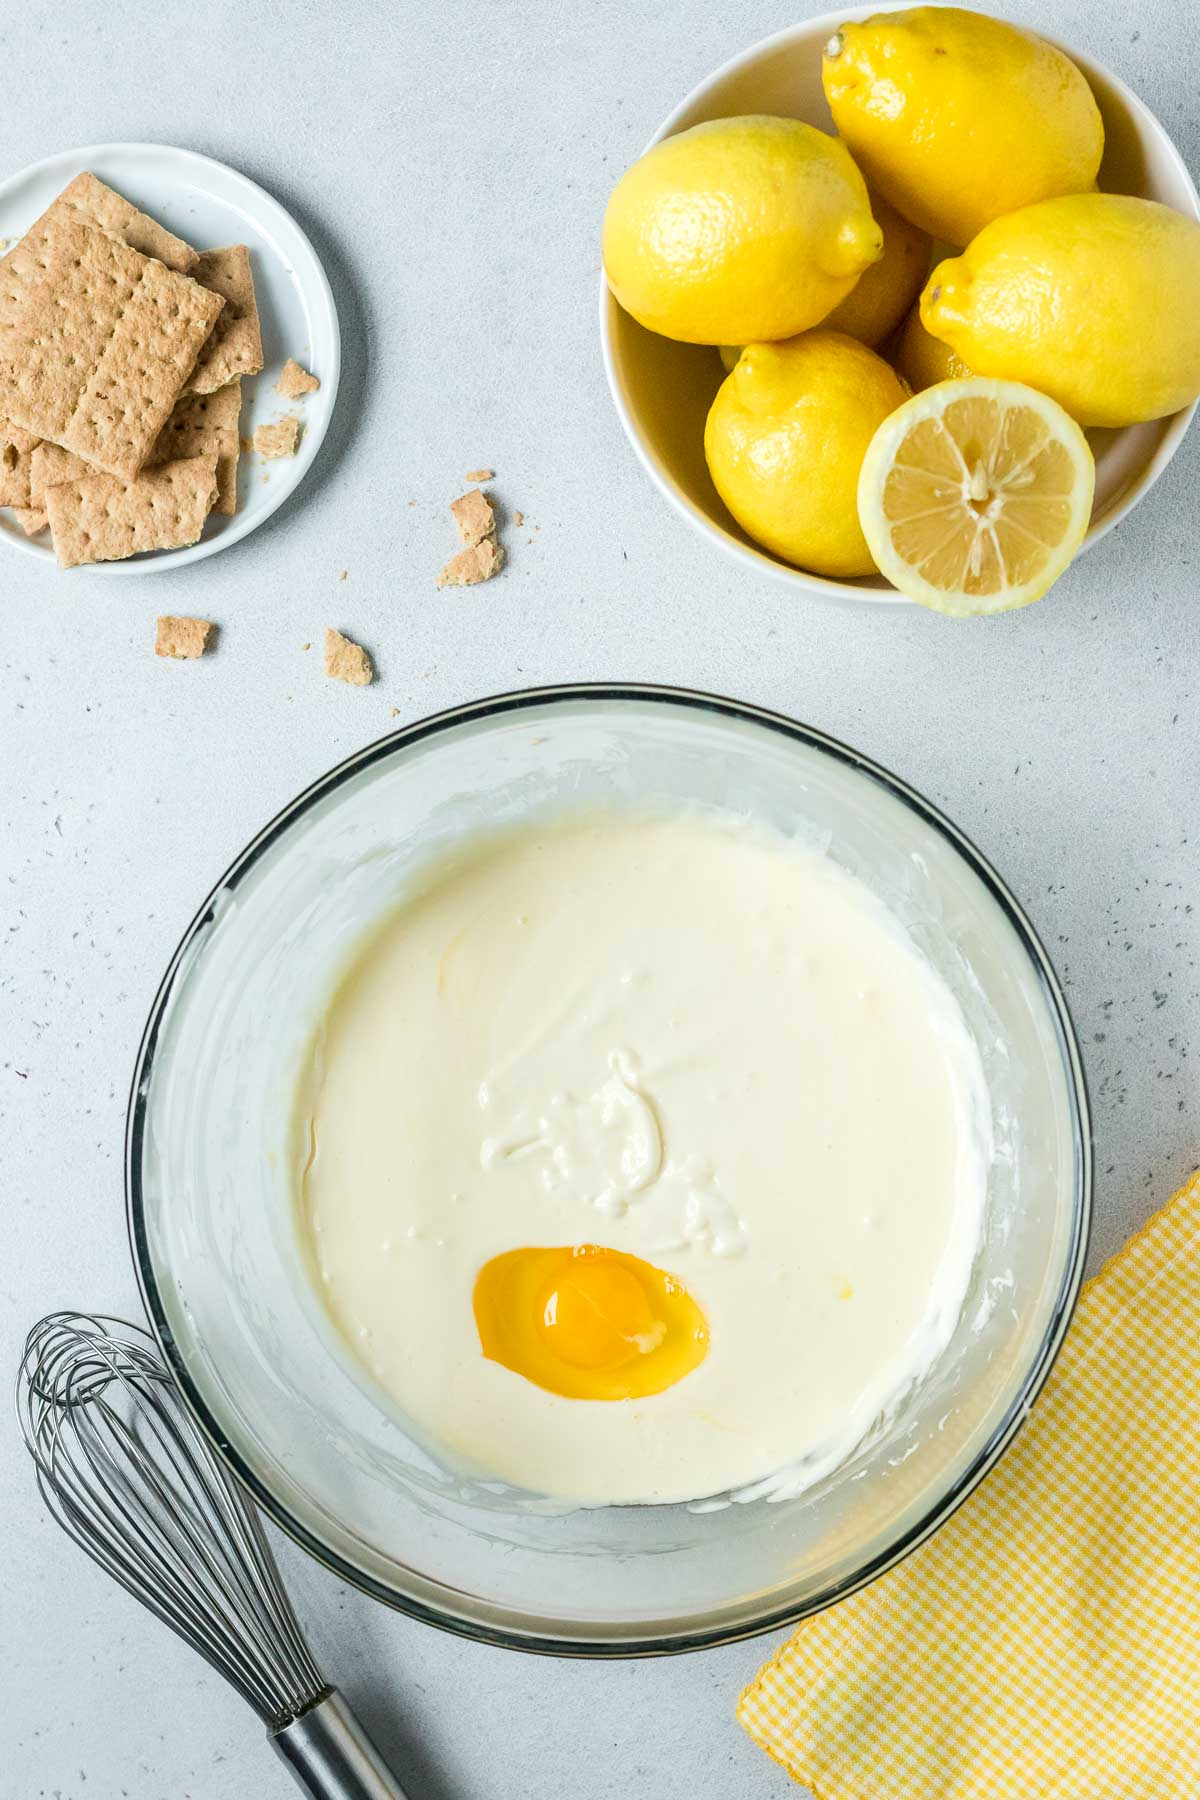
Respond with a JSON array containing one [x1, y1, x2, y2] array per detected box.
[[4, 1, 1198, 1794]]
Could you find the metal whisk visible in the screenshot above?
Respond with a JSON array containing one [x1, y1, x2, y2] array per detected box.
[[17, 1312, 409, 1800]]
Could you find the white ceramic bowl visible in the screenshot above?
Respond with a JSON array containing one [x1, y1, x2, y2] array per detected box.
[[599, 4, 1200, 604]]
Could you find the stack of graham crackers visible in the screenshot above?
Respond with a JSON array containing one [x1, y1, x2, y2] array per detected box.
[[0, 172, 263, 567]]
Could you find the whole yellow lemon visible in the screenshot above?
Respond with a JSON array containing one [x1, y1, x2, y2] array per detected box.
[[602, 116, 883, 344], [704, 331, 907, 576], [922, 193, 1200, 427], [823, 189, 931, 346], [892, 303, 972, 392], [822, 7, 1103, 246], [718, 189, 928, 369]]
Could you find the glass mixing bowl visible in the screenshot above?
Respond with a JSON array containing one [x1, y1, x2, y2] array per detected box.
[[127, 685, 1090, 1655]]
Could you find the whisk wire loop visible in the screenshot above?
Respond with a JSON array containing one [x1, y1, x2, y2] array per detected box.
[[18, 1311, 326, 1728]]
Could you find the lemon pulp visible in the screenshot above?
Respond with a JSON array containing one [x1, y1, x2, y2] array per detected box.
[[857, 378, 1095, 613]]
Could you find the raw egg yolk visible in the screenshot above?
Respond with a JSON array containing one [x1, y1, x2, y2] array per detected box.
[[473, 1245, 708, 1400]]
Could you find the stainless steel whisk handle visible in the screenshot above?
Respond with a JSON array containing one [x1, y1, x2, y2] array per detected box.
[[273, 1689, 410, 1800]]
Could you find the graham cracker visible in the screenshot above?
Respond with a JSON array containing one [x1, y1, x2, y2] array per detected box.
[[254, 416, 301, 459], [29, 441, 88, 507], [0, 217, 224, 481], [156, 615, 215, 658], [324, 627, 373, 685], [13, 506, 47, 535], [450, 487, 494, 548], [31, 380, 242, 516], [49, 173, 197, 273], [151, 381, 241, 514], [0, 174, 196, 339], [185, 247, 263, 394], [436, 536, 504, 588], [0, 417, 40, 506], [45, 453, 219, 568], [276, 358, 318, 398]]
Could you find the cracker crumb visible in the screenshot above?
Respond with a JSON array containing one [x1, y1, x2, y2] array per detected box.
[[339, 569, 348, 581], [276, 358, 320, 399], [465, 467, 493, 482], [436, 535, 504, 588], [302, 641, 311, 651], [324, 627, 373, 685], [513, 510, 524, 527], [450, 486, 495, 548], [156, 616, 215, 659], [391, 707, 400, 717], [254, 417, 302, 459]]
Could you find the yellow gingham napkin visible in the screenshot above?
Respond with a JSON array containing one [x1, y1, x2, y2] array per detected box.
[[739, 1169, 1200, 1798]]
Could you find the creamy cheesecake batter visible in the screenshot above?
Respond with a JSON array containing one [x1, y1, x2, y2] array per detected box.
[[294, 810, 990, 1506]]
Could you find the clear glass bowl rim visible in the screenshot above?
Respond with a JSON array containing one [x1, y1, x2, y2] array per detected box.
[[125, 682, 1093, 1658]]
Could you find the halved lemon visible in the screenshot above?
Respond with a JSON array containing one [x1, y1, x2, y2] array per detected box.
[[857, 379, 1095, 614]]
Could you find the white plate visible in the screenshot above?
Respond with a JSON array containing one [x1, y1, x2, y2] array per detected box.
[[0, 142, 340, 574]]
